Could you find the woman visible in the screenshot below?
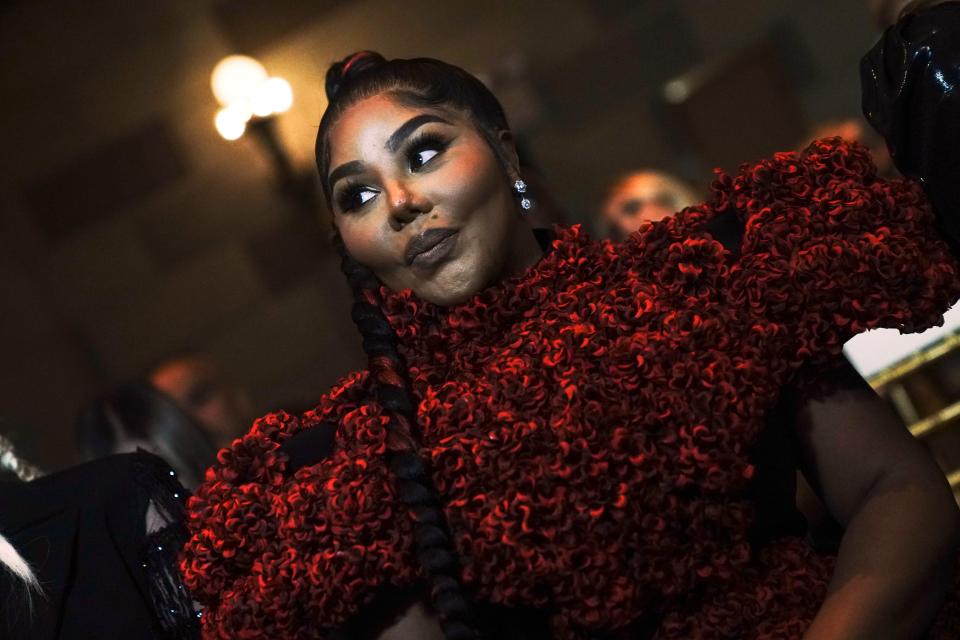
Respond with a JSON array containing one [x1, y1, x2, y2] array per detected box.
[[181, 3, 960, 638]]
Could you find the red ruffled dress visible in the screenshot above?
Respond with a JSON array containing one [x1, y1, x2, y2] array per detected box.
[[180, 138, 960, 638]]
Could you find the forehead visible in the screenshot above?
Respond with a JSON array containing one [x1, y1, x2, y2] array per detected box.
[[328, 94, 462, 166], [611, 175, 667, 200]]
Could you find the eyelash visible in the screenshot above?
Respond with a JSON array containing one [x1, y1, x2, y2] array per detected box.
[[336, 179, 375, 213], [406, 131, 450, 171], [335, 131, 451, 213]]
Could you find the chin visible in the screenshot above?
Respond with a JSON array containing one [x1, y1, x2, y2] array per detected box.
[[436, 289, 477, 307], [419, 282, 477, 307], [419, 260, 490, 307]]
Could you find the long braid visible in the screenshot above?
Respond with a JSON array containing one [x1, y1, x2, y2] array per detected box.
[[318, 50, 516, 639], [338, 243, 481, 640]]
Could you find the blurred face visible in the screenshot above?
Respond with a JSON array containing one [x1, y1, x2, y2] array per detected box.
[[602, 172, 698, 239], [150, 356, 252, 447], [326, 94, 542, 306]]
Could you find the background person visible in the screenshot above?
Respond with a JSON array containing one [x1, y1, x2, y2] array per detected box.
[[148, 354, 254, 449], [76, 380, 218, 490], [598, 170, 701, 240]]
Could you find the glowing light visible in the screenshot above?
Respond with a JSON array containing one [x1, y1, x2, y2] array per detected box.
[[229, 97, 255, 122], [250, 91, 274, 118], [265, 77, 293, 113], [211, 56, 294, 140], [211, 55, 268, 107], [215, 107, 247, 141], [251, 77, 294, 116], [663, 79, 690, 104]]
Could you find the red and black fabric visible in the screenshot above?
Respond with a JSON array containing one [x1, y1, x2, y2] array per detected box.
[[181, 136, 960, 639]]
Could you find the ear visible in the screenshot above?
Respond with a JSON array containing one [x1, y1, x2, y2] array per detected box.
[[495, 129, 521, 179]]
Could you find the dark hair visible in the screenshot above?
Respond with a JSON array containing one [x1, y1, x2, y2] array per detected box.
[[314, 52, 520, 640], [75, 380, 218, 490]]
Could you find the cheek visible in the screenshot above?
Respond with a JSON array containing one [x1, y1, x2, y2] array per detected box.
[[645, 205, 674, 222], [337, 216, 393, 272], [433, 146, 506, 220]]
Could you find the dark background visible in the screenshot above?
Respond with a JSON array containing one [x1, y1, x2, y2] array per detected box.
[[0, 0, 883, 470]]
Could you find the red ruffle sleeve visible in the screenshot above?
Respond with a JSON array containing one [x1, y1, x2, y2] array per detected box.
[[178, 370, 420, 638], [711, 136, 960, 383]]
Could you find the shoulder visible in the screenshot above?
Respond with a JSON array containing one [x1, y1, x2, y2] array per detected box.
[[200, 369, 371, 486], [715, 137, 881, 208], [0, 451, 176, 508], [181, 369, 391, 607], [702, 137, 933, 253]]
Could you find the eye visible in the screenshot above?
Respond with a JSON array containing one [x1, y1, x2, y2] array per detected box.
[[621, 199, 643, 216], [654, 193, 679, 210], [407, 132, 449, 172], [337, 182, 380, 213], [412, 148, 439, 169]]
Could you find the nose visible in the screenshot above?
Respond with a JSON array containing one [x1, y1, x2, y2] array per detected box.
[[385, 180, 432, 231]]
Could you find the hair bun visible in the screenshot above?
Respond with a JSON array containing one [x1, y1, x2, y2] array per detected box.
[[325, 51, 387, 101]]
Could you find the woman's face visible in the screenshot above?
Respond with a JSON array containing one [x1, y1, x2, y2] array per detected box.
[[326, 94, 542, 306], [602, 172, 697, 239]]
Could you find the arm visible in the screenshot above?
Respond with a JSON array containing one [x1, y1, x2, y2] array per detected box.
[[794, 362, 960, 639], [798, 8, 960, 634]]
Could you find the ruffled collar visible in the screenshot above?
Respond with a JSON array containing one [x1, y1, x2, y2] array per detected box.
[[380, 225, 617, 352]]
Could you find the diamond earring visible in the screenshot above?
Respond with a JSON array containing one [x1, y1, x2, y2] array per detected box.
[[513, 179, 533, 211]]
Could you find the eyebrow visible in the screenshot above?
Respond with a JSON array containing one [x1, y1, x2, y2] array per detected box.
[[327, 160, 365, 191], [327, 114, 454, 191], [385, 114, 453, 152]]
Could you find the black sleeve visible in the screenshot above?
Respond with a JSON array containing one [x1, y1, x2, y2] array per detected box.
[[0, 451, 198, 640], [861, 1, 960, 244], [278, 422, 338, 475]]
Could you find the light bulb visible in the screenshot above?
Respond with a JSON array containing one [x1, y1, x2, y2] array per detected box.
[[211, 55, 268, 107], [215, 107, 247, 141], [663, 79, 690, 104], [264, 77, 293, 114], [250, 84, 275, 118]]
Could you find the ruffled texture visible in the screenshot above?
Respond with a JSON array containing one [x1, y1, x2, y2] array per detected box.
[[180, 371, 418, 638], [181, 138, 960, 639]]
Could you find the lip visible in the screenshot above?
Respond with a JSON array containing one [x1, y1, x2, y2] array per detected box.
[[404, 228, 459, 268]]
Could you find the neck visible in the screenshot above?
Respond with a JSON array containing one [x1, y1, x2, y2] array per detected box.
[[499, 219, 545, 282]]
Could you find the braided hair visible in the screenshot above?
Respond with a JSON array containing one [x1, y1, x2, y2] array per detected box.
[[316, 52, 520, 640]]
